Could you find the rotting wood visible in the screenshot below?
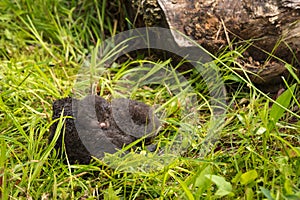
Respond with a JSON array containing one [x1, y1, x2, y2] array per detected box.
[[128, 0, 300, 84]]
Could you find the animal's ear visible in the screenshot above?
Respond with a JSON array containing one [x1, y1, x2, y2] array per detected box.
[[129, 100, 150, 125], [111, 98, 160, 138]]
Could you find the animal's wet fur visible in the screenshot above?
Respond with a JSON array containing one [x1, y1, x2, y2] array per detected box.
[[49, 95, 160, 164]]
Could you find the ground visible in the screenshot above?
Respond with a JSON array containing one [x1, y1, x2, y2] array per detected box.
[[0, 0, 299, 199]]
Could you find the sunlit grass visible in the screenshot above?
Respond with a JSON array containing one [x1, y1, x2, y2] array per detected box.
[[0, 0, 299, 199]]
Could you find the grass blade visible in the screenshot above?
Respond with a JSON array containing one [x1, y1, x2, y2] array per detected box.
[[268, 83, 296, 130]]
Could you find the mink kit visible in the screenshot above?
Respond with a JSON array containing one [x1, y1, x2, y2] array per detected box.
[[49, 95, 160, 164]]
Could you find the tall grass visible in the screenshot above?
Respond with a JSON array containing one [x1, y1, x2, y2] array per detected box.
[[0, 0, 299, 199]]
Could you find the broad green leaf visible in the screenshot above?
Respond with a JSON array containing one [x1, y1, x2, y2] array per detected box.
[[240, 170, 258, 185], [194, 166, 213, 198], [284, 179, 293, 195], [231, 171, 242, 183], [215, 188, 234, 197], [205, 175, 233, 197], [245, 187, 254, 200], [260, 187, 274, 200], [269, 83, 296, 130]]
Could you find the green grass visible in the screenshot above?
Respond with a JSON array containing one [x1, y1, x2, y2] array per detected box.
[[1, 0, 300, 199]]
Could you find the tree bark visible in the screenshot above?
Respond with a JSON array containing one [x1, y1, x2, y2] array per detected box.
[[158, 0, 300, 62], [128, 0, 300, 83]]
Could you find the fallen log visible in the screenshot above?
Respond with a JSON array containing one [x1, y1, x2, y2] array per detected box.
[[128, 0, 300, 84]]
